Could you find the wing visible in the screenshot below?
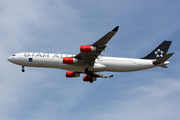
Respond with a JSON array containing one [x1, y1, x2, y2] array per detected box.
[[93, 72, 114, 78], [75, 26, 119, 66]]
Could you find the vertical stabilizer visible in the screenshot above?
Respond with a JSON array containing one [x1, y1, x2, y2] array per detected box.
[[142, 41, 172, 59]]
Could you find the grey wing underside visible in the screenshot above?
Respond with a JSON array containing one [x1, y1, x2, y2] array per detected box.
[[75, 26, 119, 66]]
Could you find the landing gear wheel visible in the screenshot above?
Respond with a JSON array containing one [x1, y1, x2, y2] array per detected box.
[[22, 66, 25, 72], [90, 79, 93, 83], [22, 69, 25, 72], [85, 76, 93, 83]]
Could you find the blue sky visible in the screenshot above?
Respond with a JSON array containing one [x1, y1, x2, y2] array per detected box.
[[1, 0, 180, 120]]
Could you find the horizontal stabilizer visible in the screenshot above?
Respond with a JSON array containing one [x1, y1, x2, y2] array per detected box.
[[159, 65, 168, 68], [153, 53, 174, 65]]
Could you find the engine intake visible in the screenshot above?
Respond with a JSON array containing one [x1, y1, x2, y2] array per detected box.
[[66, 71, 80, 77], [80, 45, 96, 52], [63, 57, 78, 64]]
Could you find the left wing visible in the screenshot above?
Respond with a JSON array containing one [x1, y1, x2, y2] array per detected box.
[[75, 26, 119, 66], [93, 72, 114, 78]]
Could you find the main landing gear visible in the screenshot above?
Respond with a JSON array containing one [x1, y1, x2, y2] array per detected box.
[[85, 67, 94, 83], [85, 76, 93, 83], [85, 68, 93, 76], [22, 66, 25, 72]]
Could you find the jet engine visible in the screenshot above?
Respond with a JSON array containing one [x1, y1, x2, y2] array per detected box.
[[66, 71, 80, 77], [63, 57, 78, 64], [80, 45, 96, 52]]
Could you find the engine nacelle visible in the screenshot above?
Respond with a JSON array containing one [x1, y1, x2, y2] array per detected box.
[[63, 57, 78, 64], [80, 45, 96, 52], [66, 71, 80, 78], [83, 76, 96, 82]]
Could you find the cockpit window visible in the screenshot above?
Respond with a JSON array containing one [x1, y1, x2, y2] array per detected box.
[[12, 55, 16, 56]]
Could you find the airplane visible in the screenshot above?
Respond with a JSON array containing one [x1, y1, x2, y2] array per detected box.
[[7, 26, 174, 83]]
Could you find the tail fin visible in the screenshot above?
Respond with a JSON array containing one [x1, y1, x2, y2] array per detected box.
[[142, 41, 172, 59]]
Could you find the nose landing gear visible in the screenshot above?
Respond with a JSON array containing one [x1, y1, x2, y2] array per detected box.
[[22, 66, 25, 72]]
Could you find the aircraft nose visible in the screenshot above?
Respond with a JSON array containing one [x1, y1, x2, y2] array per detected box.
[[7, 56, 12, 62]]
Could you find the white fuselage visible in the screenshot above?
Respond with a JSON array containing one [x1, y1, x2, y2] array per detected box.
[[7, 52, 168, 73]]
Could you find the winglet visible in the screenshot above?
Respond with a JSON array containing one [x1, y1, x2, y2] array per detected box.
[[103, 74, 114, 78], [109, 75, 114, 78], [112, 26, 119, 32]]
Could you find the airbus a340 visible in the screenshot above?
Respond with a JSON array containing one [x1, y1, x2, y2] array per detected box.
[[7, 26, 174, 83]]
